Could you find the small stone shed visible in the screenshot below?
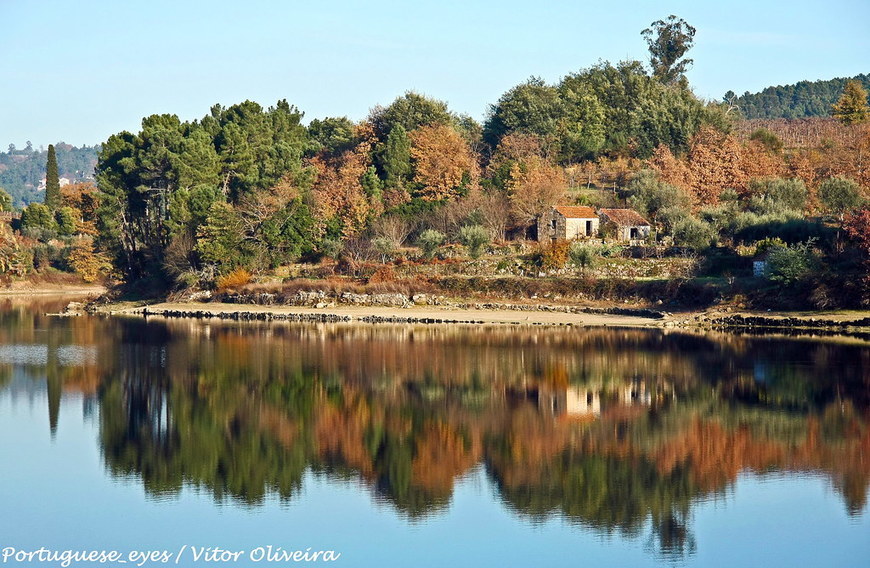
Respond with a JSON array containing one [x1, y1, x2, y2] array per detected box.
[[598, 209, 652, 242], [537, 206, 599, 242]]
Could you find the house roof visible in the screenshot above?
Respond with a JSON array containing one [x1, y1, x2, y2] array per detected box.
[[553, 205, 598, 219], [599, 208, 650, 226]]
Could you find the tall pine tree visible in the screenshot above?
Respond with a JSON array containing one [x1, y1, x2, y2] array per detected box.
[[44, 144, 61, 211]]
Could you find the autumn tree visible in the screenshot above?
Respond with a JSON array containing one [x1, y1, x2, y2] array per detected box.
[[506, 155, 565, 225], [44, 144, 61, 211], [641, 15, 696, 85], [310, 140, 375, 238], [409, 124, 479, 201], [686, 127, 745, 205], [832, 80, 870, 125], [369, 92, 454, 140]]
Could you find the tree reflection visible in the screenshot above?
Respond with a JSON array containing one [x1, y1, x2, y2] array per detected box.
[[6, 310, 866, 557]]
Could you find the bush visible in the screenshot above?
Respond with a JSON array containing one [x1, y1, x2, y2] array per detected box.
[[371, 237, 395, 263], [319, 238, 343, 260], [458, 225, 489, 259], [747, 177, 808, 215], [417, 229, 445, 260], [216, 268, 252, 291], [21, 203, 57, 233], [672, 217, 714, 251], [568, 241, 598, 274], [764, 241, 818, 285], [818, 176, 864, 219]]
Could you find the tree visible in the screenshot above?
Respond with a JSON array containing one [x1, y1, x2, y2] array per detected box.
[[380, 124, 411, 187], [44, 144, 61, 211], [818, 177, 864, 219], [832, 80, 870, 125], [458, 225, 489, 259], [626, 170, 690, 227], [672, 216, 714, 251], [409, 124, 479, 201], [0, 187, 12, 212], [417, 229, 445, 260], [369, 92, 454, 140], [506, 156, 565, 226], [568, 241, 597, 274], [641, 15, 697, 85], [21, 203, 57, 231]]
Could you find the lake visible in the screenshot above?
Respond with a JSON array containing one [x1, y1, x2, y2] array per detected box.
[[0, 297, 868, 567]]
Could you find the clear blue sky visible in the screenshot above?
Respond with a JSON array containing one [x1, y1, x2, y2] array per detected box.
[[2, 0, 868, 149]]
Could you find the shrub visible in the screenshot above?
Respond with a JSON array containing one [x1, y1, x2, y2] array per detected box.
[[319, 238, 343, 260], [216, 268, 252, 291], [672, 217, 714, 251], [764, 241, 818, 285], [568, 241, 598, 274], [371, 237, 395, 263], [458, 225, 489, 259], [818, 177, 864, 219], [417, 229, 445, 260]]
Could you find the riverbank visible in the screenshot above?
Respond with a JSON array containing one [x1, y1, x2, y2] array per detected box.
[[106, 301, 665, 327], [0, 283, 106, 296]]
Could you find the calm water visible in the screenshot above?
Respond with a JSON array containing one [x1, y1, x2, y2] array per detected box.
[[0, 297, 868, 568]]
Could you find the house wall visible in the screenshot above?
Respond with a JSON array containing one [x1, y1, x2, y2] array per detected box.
[[565, 218, 599, 239], [617, 225, 651, 242], [537, 210, 567, 241]]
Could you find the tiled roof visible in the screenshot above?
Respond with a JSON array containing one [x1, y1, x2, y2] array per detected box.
[[599, 208, 650, 226], [553, 206, 598, 219]]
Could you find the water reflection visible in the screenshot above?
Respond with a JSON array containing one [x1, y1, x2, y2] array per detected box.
[[1, 306, 868, 559]]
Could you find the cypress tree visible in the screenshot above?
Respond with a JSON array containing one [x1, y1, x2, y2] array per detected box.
[[44, 144, 61, 210]]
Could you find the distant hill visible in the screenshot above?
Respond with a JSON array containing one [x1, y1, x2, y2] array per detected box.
[[727, 74, 870, 120], [0, 143, 99, 208]]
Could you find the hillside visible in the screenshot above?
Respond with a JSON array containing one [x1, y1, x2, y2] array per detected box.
[[728, 73, 870, 119], [0, 143, 99, 208]]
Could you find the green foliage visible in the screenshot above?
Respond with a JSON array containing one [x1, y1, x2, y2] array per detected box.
[[44, 144, 61, 211], [729, 73, 870, 119], [417, 229, 445, 259], [96, 100, 309, 280], [307, 116, 357, 157], [832, 80, 870, 125], [0, 187, 12, 211], [747, 178, 808, 215], [458, 225, 489, 259], [626, 170, 690, 225], [568, 241, 598, 273], [818, 177, 864, 218], [319, 238, 343, 260], [370, 92, 454, 140], [749, 128, 784, 152], [371, 237, 395, 263], [641, 15, 696, 85], [195, 202, 248, 272], [672, 216, 714, 251], [764, 241, 819, 285], [55, 206, 78, 236], [379, 124, 411, 187], [21, 202, 57, 232]]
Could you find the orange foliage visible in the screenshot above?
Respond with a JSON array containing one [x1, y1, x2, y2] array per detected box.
[[311, 148, 372, 238], [409, 124, 479, 201], [686, 127, 746, 205], [507, 156, 566, 223]]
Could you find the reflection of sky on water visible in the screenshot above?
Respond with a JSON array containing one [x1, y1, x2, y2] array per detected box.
[[0, 344, 98, 366]]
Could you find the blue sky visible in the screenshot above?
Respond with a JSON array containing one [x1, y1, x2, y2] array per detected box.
[[1, 0, 868, 149]]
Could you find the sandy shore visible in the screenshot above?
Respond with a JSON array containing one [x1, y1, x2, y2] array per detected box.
[[114, 301, 665, 327], [0, 284, 106, 297]]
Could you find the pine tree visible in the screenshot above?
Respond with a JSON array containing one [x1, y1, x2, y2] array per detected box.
[[832, 80, 870, 125], [44, 144, 61, 210]]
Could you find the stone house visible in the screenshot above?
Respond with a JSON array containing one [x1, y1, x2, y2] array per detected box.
[[537, 206, 599, 242], [598, 209, 652, 242]]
